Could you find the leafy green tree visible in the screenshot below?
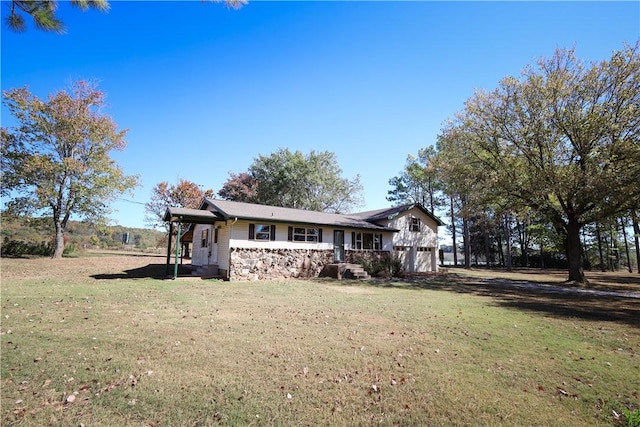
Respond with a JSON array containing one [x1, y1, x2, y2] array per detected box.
[[437, 44, 640, 283], [387, 146, 444, 213], [222, 148, 363, 213], [144, 179, 215, 231], [4, 0, 246, 33], [1, 81, 139, 258]]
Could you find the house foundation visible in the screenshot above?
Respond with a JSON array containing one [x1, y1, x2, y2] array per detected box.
[[229, 248, 334, 281]]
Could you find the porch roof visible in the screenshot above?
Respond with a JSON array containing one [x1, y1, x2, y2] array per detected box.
[[163, 207, 220, 224]]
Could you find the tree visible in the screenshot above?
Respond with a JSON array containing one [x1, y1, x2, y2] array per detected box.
[[3, 0, 247, 34], [1, 81, 139, 258], [144, 179, 215, 230], [5, 0, 109, 33], [217, 172, 258, 203], [4, 0, 246, 33], [437, 44, 640, 283], [221, 148, 364, 213], [387, 146, 444, 213]]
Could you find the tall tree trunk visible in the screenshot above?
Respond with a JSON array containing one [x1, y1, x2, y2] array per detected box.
[[463, 214, 471, 269], [52, 220, 65, 259], [497, 231, 504, 267], [609, 226, 617, 271], [450, 195, 458, 267], [428, 179, 435, 214], [581, 227, 589, 270], [484, 228, 491, 269], [596, 224, 605, 272], [620, 217, 632, 273], [504, 214, 512, 271], [632, 211, 640, 274], [566, 218, 585, 283], [540, 242, 545, 269]]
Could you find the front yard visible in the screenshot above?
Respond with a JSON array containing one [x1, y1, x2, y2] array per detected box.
[[1, 255, 638, 426]]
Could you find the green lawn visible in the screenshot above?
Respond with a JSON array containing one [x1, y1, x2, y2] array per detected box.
[[1, 256, 638, 426]]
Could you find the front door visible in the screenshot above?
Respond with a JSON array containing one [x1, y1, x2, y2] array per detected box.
[[211, 227, 218, 264], [333, 230, 345, 262]]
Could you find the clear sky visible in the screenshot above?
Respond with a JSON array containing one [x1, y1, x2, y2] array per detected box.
[[2, 1, 638, 231]]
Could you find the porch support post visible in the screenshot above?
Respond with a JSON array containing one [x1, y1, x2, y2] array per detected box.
[[166, 221, 174, 277], [173, 219, 182, 280]]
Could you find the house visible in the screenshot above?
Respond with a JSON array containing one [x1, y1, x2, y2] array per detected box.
[[163, 199, 444, 281]]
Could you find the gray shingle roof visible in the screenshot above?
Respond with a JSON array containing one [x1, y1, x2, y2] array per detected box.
[[203, 199, 393, 231], [352, 204, 445, 226]]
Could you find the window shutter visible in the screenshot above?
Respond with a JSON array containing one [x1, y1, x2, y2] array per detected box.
[[270, 225, 276, 241], [352, 232, 356, 248], [249, 224, 255, 239], [288, 226, 293, 241], [318, 228, 323, 243], [214, 228, 218, 244], [379, 234, 382, 249]]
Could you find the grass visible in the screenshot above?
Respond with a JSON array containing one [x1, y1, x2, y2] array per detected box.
[[1, 256, 639, 426]]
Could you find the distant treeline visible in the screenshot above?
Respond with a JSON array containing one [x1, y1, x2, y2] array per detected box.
[[1, 214, 166, 257]]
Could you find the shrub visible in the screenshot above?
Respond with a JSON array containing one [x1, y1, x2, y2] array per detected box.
[[1, 238, 53, 256], [357, 256, 404, 278]]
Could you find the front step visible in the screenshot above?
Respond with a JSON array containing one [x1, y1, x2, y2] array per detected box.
[[321, 263, 370, 279], [191, 264, 221, 278], [343, 263, 370, 280]]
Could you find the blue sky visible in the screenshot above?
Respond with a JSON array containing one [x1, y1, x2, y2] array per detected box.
[[2, 1, 639, 231]]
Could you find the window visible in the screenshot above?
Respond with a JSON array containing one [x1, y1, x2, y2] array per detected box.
[[409, 217, 421, 232], [353, 232, 382, 250], [249, 224, 276, 241], [417, 247, 431, 252], [201, 228, 209, 248], [288, 227, 323, 243], [293, 227, 319, 242], [255, 224, 271, 240]]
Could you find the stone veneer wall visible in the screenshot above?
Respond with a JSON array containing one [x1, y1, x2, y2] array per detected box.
[[229, 248, 334, 281], [228, 247, 393, 281]]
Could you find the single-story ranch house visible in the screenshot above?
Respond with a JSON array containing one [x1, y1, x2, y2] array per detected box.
[[164, 199, 444, 281]]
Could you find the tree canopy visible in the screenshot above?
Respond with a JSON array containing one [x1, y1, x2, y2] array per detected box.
[[219, 148, 364, 213], [387, 146, 444, 213], [1, 81, 140, 258], [145, 179, 215, 230], [435, 44, 640, 282], [4, 0, 109, 33], [4, 0, 246, 33]]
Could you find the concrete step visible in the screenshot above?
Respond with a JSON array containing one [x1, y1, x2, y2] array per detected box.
[[343, 264, 370, 280], [191, 264, 219, 277]]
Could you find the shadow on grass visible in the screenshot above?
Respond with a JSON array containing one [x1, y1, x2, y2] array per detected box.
[[356, 275, 640, 328], [91, 263, 193, 280]]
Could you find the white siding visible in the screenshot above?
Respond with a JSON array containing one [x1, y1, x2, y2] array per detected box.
[[229, 221, 334, 250], [383, 207, 440, 272], [191, 224, 211, 266], [386, 210, 439, 248], [217, 223, 230, 271]]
